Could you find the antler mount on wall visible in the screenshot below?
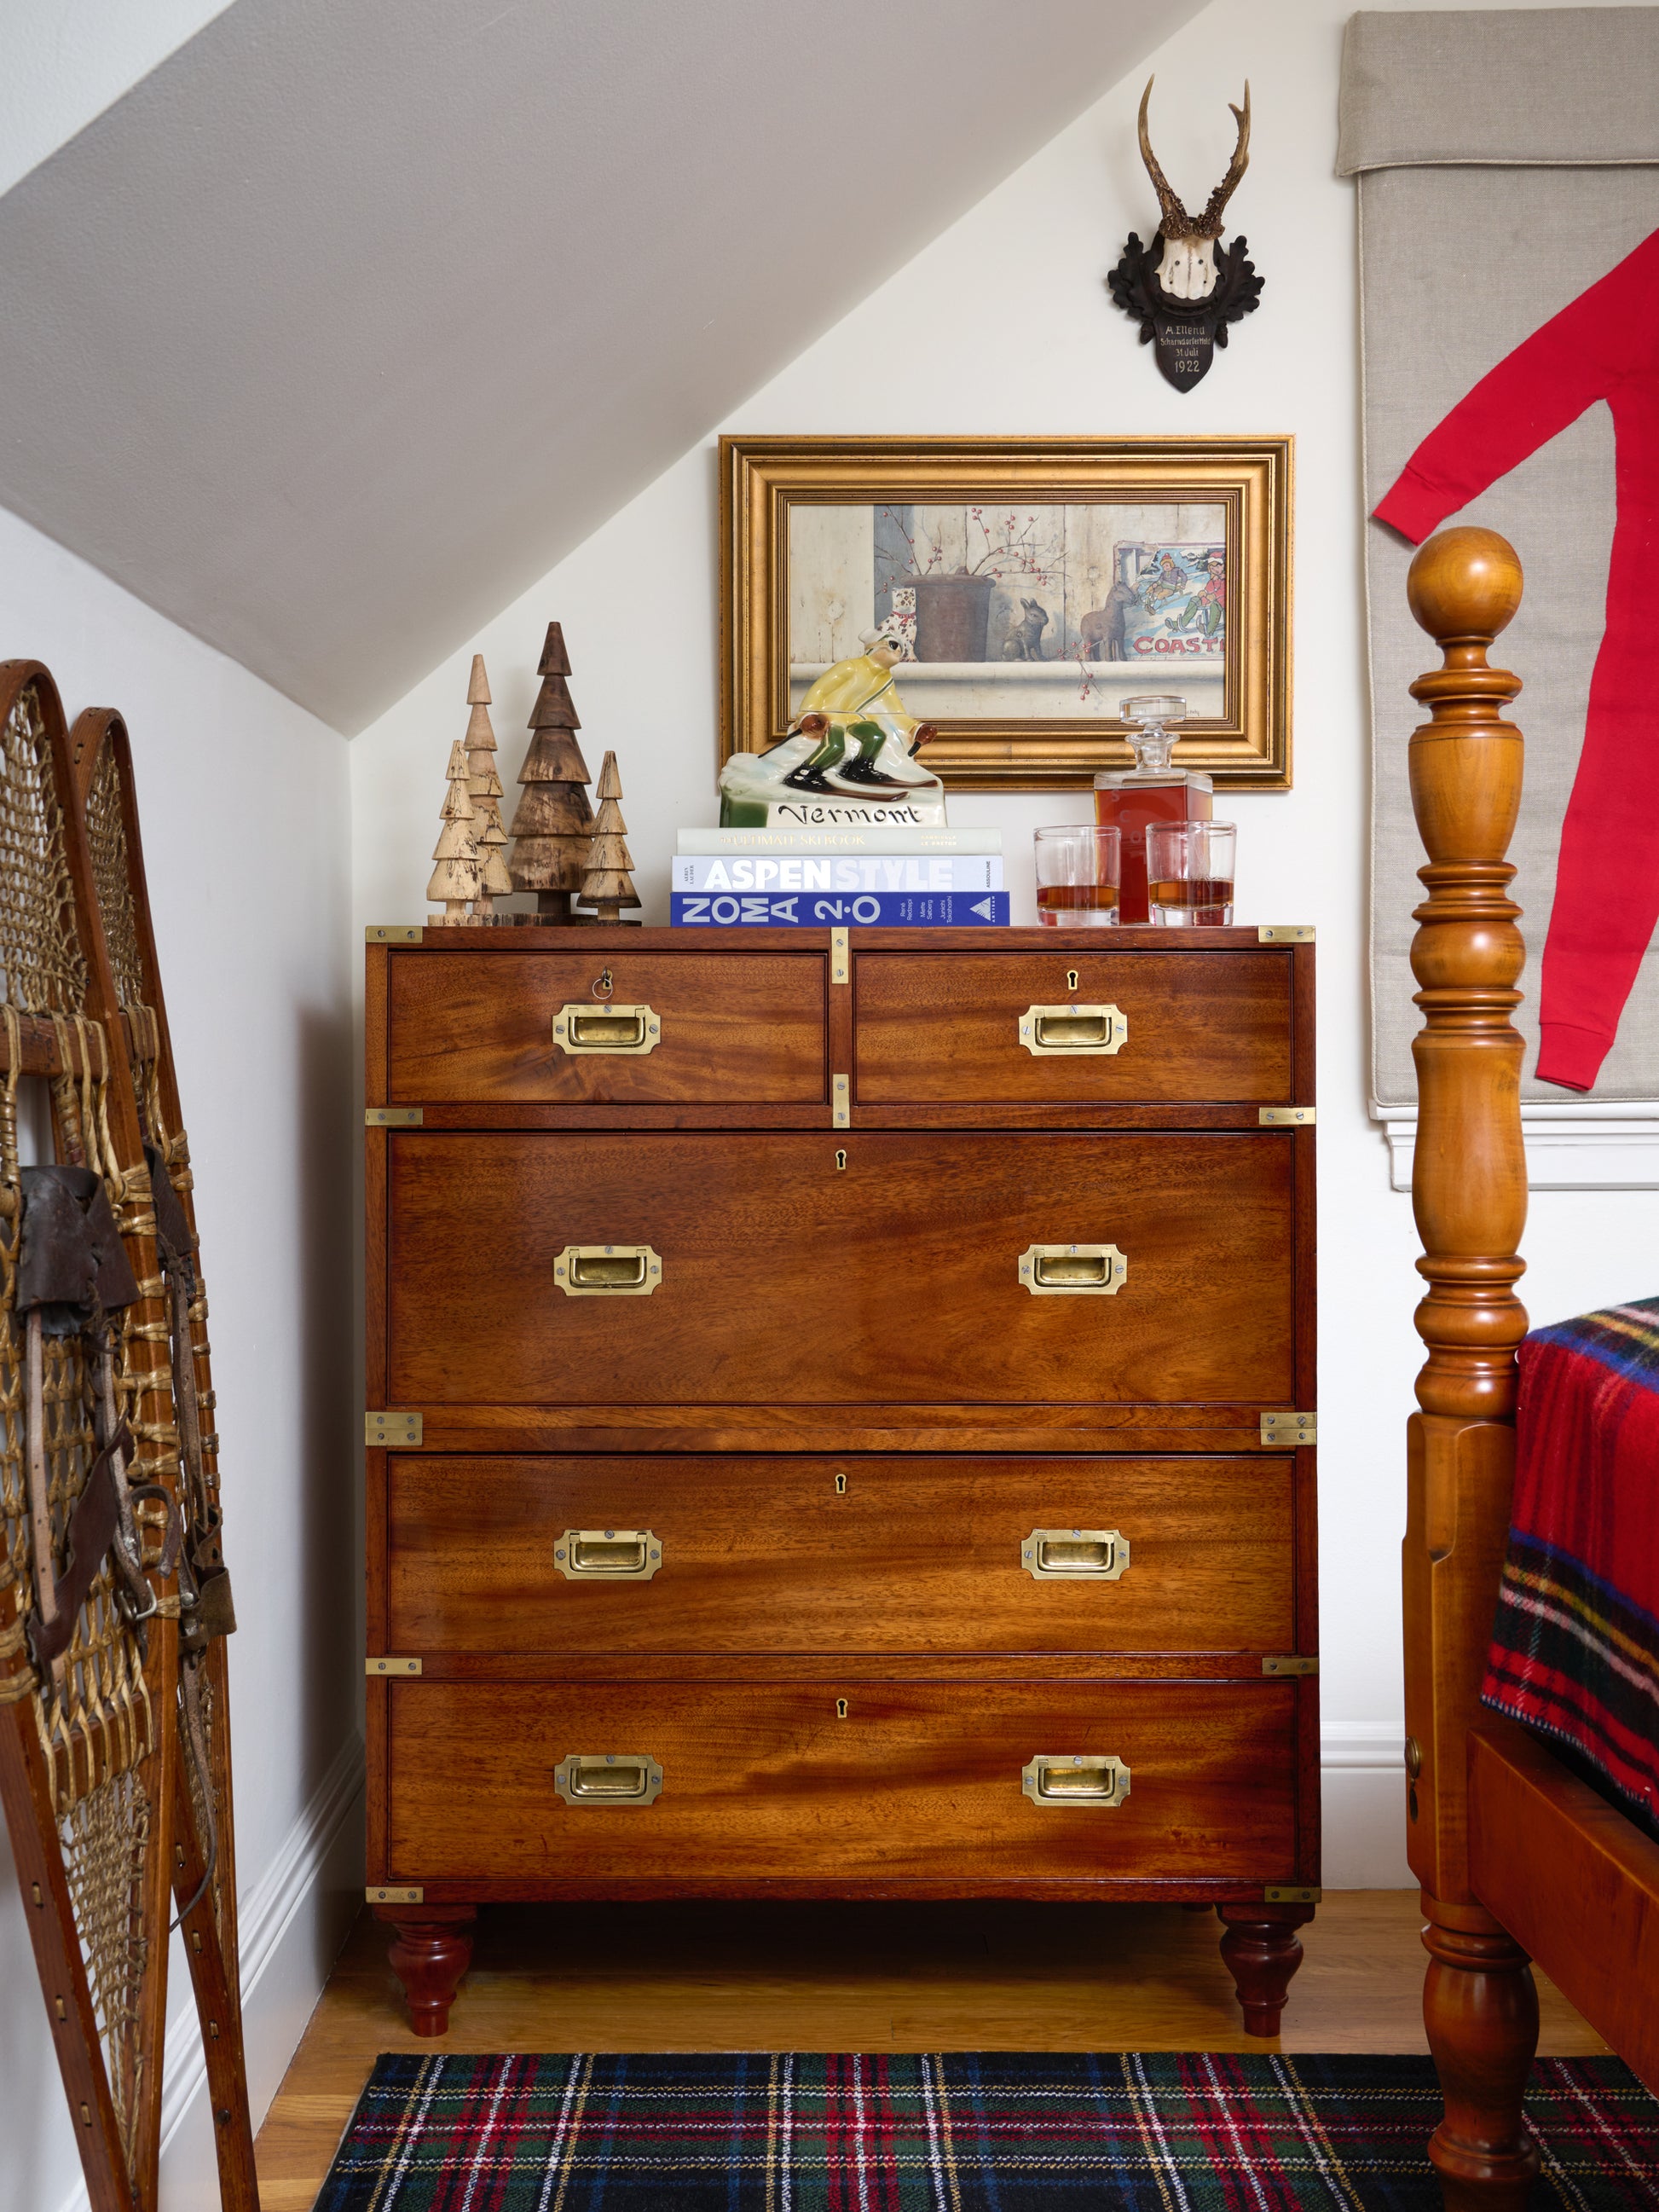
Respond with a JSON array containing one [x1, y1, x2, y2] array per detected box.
[[1108, 78, 1263, 391]]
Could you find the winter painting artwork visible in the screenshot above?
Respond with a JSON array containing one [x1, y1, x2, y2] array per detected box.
[[787, 503, 1229, 723], [722, 439, 1292, 789]]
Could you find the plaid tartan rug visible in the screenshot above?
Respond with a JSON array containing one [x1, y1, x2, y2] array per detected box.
[[316, 2050, 1659, 2209]]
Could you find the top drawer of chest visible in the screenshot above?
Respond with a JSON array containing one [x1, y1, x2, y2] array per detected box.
[[384, 945, 830, 1105], [375, 929, 1303, 1114], [853, 944, 1292, 1106]]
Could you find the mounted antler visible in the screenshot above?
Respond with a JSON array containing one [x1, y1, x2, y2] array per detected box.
[[1136, 78, 1252, 301], [1136, 78, 1190, 239], [1199, 85, 1250, 236]]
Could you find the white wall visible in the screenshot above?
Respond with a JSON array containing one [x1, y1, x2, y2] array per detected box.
[[356, 0, 1659, 1890], [0, 509, 359, 2212], [0, 1, 233, 198]]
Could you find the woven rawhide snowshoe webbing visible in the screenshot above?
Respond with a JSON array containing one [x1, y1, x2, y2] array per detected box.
[[70, 706, 259, 2211], [0, 662, 184, 2212]]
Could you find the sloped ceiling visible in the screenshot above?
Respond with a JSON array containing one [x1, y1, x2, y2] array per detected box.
[[0, 0, 1200, 733]]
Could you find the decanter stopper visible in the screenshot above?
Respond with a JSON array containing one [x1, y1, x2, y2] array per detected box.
[[1119, 693, 1187, 773]]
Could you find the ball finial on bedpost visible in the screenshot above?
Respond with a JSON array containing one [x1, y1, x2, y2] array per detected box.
[[1406, 525, 1523, 646]]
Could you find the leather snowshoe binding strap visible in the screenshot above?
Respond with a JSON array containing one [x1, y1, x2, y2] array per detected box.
[[15, 1165, 156, 1671], [16, 1162, 140, 1329]]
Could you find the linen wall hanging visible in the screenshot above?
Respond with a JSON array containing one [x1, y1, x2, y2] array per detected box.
[[1338, 6, 1659, 1107]]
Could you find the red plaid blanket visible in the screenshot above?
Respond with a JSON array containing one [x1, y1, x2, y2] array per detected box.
[[1482, 1297, 1659, 1842]]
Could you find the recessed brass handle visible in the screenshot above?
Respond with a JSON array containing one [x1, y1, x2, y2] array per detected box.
[[1018, 1004, 1127, 1057], [1021, 1754, 1131, 1808], [552, 1004, 661, 1055], [554, 1528, 662, 1581], [1020, 1528, 1130, 1580], [1018, 1242, 1126, 1295], [553, 1753, 664, 1806], [554, 1244, 662, 1295]]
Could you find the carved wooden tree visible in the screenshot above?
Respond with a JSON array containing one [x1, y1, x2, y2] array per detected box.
[[1399, 526, 1539, 2212], [508, 622, 592, 924], [427, 738, 480, 925], [462, 654, 513, 922], [581, 750, 641, 924]]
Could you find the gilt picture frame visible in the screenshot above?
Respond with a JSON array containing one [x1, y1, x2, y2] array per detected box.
[[719, 434, 1292, 789]]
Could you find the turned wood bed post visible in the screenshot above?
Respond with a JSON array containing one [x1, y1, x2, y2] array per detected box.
[[1400, 527, 1540, 2211]]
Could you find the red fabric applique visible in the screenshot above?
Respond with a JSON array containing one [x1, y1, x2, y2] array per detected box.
[[1374, 225, 1659, 1092]]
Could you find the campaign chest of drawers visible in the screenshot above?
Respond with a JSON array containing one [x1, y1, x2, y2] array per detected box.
[[363, 924, 1318, 2035]]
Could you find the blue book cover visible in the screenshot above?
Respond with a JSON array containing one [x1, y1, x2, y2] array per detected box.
[[671, 889, 1009, 928]]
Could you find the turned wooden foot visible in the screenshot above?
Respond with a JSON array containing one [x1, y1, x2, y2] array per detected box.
[[1421, 1894, 1540, 2212], [373, 1904, 477, 2036], [1217, 1901, 1315, 2036]]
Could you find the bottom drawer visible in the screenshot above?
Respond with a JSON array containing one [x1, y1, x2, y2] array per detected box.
[[387, 1680, 1299, 1887]]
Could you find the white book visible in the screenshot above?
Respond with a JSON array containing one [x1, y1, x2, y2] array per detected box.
[[673, 854, 1003, 895], [678, 825, 1002, 856]]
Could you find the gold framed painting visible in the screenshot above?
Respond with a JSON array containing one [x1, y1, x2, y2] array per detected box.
[[719, 434, 1292, 789]]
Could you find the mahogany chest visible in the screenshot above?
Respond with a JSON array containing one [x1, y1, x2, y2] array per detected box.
[[364, 924, 1319, 2034]]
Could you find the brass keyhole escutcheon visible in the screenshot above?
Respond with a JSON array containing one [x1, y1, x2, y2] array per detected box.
[[835, 1149, 847, 1172], [592, 967, 615, 1001], [834, 1473, 847, 1495], [835, 1698, 849, 1719], [1066, 969, 1079, 992]]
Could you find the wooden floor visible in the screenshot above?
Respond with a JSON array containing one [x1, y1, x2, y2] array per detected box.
[[254, 1892, 1607, 2210]]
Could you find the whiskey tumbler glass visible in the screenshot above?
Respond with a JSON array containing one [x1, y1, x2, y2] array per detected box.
[[1145, 820, 1236, 927], [1034, 825, 1121, 926]]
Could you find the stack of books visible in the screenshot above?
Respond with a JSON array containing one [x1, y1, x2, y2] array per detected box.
[[672, 825, 1007, 928]]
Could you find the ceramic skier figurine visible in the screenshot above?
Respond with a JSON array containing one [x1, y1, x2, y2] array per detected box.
[[720, 633, 946, 825]]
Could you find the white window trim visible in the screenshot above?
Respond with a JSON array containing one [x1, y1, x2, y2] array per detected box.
[[1379, 1102, 1659, 1191]]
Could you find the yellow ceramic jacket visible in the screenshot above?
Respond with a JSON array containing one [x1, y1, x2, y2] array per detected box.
[[796, 651, 923, 739]]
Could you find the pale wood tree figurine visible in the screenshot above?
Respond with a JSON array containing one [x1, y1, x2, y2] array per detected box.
[[462, 654, 513, 922], [427, 738, 481, 924], [508, 621, 592, 924], [580, 750, 641, 924]]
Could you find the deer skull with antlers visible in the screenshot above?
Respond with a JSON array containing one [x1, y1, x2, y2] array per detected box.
[[1137, 77, 1251, 300], [1107, 77, 1263, 391]]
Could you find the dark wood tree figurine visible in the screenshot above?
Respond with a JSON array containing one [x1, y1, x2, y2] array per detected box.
[[508, 621, 592, 924], [462, 654, 512, 923], [581, 750, 641, 924]]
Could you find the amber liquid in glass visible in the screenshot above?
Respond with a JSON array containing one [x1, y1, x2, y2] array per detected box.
[[1094, 780, 1211, 922], [1036, 884, 1119, 924], [1148, 878, 1234, 926]]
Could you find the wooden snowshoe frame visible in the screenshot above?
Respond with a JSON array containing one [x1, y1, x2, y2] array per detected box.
[[0, 660, 180, 2212], [68, 706, 259, 2211]]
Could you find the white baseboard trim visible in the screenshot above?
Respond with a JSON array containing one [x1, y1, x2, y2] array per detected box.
[[1321, 1722, 1413, 1888], [56, 1730, 366, 2212], [1380, 1103, 1659, 1190]]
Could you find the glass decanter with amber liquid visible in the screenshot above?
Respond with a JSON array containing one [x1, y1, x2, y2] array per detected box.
[[1093, 694, 1213, 924]]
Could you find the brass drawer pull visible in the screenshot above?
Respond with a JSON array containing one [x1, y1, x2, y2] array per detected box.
[[1021, 1753, 1131, 1809], [552, 1004, 661, 1055], [555, 1528, 662, 1581], [1018, 1242, 1126, 1295], [1020, 1528, 1130, 1580], [554, 1244, 662, 1295], [1019, 1004, 1127, 1057], [554, 1753, 664, 1807]]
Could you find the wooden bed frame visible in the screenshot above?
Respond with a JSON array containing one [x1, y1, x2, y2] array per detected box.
[[1401, 528, 1659, 2209]]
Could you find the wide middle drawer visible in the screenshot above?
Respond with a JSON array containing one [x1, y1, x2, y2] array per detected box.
[[386, 1453, 1295, 1655], [384, 1131, 1296, 1407]]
